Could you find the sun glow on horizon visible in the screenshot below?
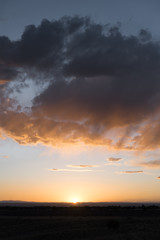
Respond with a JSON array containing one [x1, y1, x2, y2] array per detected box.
[[70, 197, 79, 204]]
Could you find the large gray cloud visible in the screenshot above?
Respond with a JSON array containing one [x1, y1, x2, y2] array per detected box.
[[33, 19, 160, 127], [0, 16, 89, 80], [1, 16, 160, 149]]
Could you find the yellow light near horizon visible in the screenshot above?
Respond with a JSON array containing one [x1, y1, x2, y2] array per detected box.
[[67, 192, 82, 203], [71, 198, 79, 204], [70, 197, 79, 204]]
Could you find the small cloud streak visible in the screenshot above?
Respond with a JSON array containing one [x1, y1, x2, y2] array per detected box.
[[140, 160, 160, 168], [67, 164, 100, 168], [107, 157, 122, 162], [157, 176, 160, 179], [1, 155, 8, 158], [105, 157, 122, 166], [48, 168, 92, 172], [121, 170, 143, 174], [105, 162, 122, 166]]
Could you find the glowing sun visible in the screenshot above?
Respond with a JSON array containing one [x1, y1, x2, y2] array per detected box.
[[71, 198, 78, 204]]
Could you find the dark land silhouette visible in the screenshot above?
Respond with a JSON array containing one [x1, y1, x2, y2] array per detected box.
[[0, 205, 160, 239]]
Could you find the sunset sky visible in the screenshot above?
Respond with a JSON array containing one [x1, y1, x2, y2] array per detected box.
[[0, 0, 160, 203]]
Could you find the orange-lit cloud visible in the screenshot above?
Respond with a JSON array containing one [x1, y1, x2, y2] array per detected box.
[[1, 155, 8, 158], [121, 170, 143, 174], [0, 80, 9, 85], [67, 165, 100, 168], [107, 157, 122, 162], [132, 121, 160, 150], [48, 168, 92, 172], [139, 160, 160, 168]]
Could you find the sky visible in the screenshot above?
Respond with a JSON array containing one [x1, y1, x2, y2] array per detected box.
[[0, 0, 160, 203]]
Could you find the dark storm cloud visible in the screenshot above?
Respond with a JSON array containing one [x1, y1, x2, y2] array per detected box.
[[64, 26, 156, 78], [0, 64, 19, 82], [0, 17, 89, 73], [1, 16, 160, 148], [33, 21, 160, 132]]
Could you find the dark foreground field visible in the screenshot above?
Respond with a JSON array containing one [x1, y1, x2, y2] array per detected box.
[[0, 206, 160, 240]]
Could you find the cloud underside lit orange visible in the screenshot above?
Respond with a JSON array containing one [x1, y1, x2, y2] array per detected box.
[[1, 17, 160, 153], [1, 109, 160, 152]]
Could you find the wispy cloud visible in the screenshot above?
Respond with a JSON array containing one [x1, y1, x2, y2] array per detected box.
[[105, 157, 122, 166], [120, 170, 143, 174], [48, 168, 92, 172], [105, 162, 122, 166], [1, 155, 8, 158], [157, 176, 160, 179], [67, 164, 100, 168], [139, 160, 160, 168], [107, 157, 122, 162]]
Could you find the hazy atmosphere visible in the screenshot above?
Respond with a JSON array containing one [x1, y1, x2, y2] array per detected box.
[[0, 0, 160, 203]]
